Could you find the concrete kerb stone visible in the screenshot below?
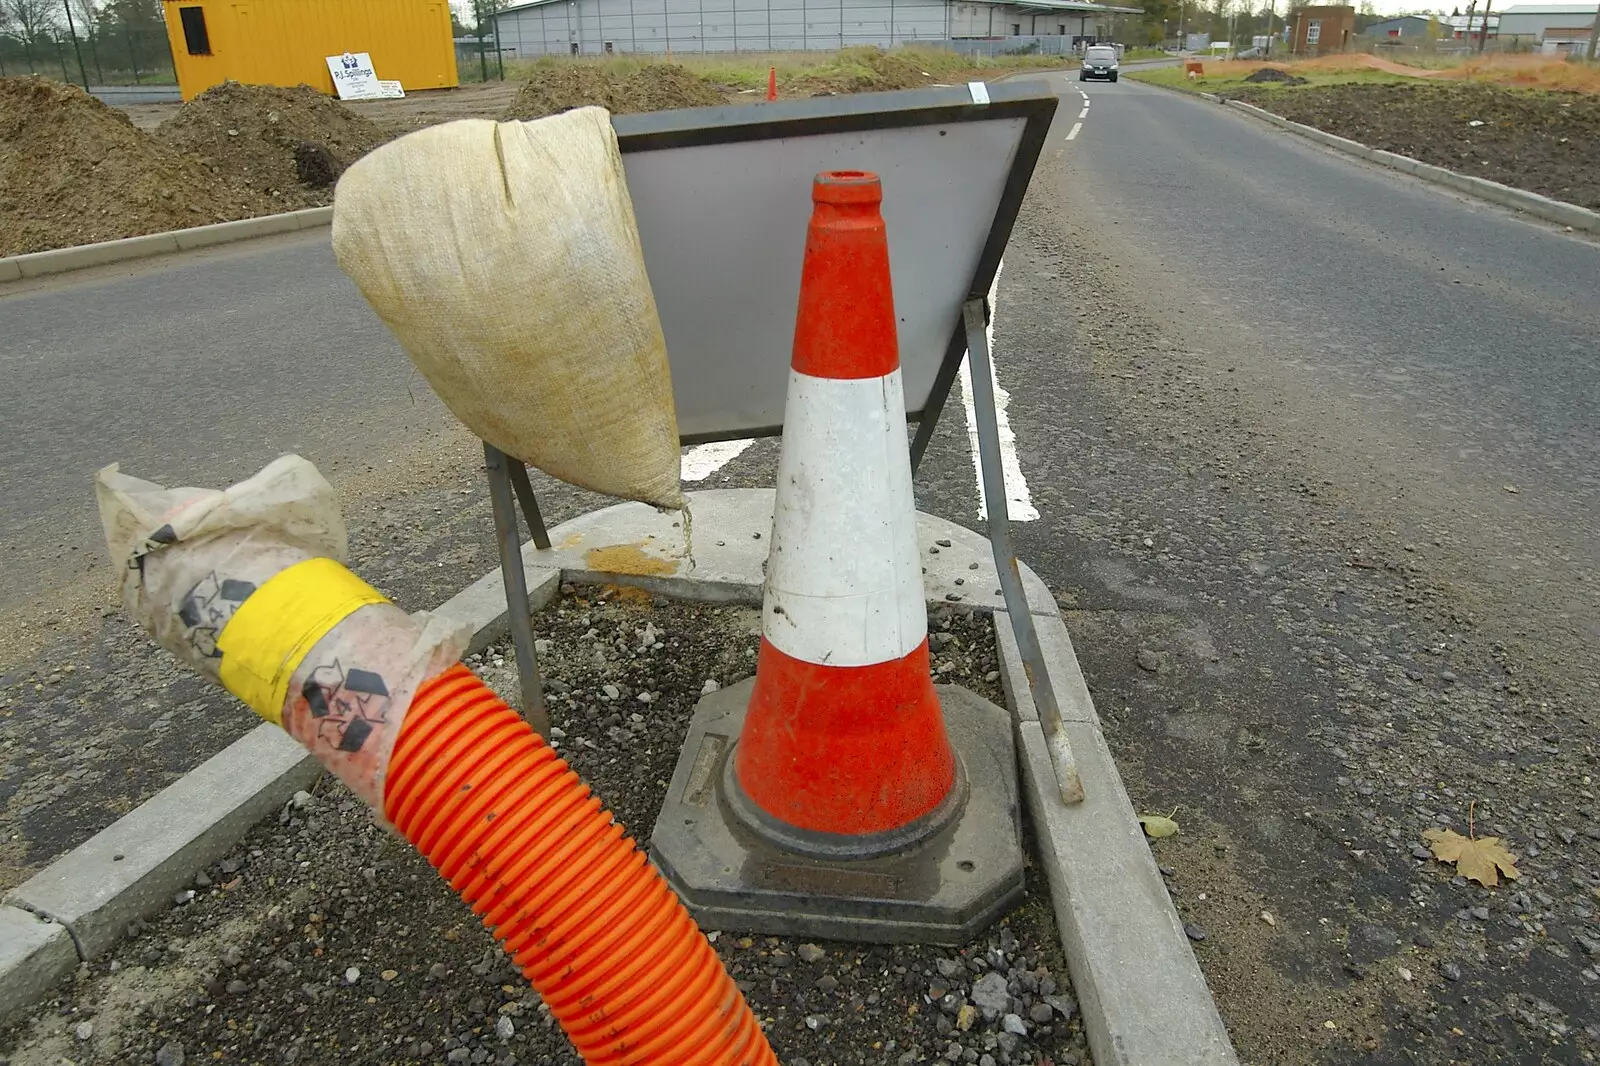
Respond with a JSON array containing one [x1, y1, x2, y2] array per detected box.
[[434, 562, 563, 656], [0, 486, 1238, 1061], [1221, 97, 1600, 234], [12, 232, 181, 279], [7, 725, 320, 962], [991, 603, 1100, 727], [0, 206, 338, 285], [0, 906, 77, 1029], [992, 567, 1237, 1065], [173, 212, 302, 251], [1017, 718, 1239, 1066]]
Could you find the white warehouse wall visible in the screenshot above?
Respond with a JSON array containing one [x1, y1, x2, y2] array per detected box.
[[495, 0, 957, 56]]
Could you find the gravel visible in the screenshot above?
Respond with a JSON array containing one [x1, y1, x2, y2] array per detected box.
[[0, 590, 1091, 1066]]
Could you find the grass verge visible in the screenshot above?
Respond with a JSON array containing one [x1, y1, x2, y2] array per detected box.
[[497, 45, 1070, 93]]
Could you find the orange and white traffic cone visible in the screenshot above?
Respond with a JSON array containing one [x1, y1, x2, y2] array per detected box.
[[728, 170, 961, 853], [652, 169, 1023, 943]]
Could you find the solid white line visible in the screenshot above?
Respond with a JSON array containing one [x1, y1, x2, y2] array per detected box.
[[958, 260, 1039, 523], [1066, 122, 1082, 140], [681, 438, 755, 482], [1078, 107, 1089, 119]]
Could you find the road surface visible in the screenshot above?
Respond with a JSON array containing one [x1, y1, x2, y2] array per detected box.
[[1, 72, 1596, 1063]]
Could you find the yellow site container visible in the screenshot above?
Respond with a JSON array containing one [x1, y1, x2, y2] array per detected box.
[[160, 0, 458, 101]]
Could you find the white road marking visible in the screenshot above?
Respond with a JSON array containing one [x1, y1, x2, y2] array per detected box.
[[1066, 122, 1082, 140], [1078, 107, 1089, 119], [958, 259, 1039, 522], [681, 438, 755, 482]]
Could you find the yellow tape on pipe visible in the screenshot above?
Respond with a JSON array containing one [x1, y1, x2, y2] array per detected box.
[[216, 557, 388, 725]]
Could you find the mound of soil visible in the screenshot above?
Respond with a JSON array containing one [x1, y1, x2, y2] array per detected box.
[[1234, 82, 1600, 209], [157, 81, 388, 206], [0, 77, 271, 257], [1243, 67, 1308, 86], [795, 46, 937, 95], [503, 63, 723, 120]]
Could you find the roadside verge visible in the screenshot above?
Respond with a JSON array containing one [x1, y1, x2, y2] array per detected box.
[[1143, 82, 1600, 235], [0, 488, 1238, 1066]]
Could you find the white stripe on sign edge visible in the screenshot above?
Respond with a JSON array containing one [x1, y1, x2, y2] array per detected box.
[[959, 260, 1039, 523], [765, 367, 926, 667], [1066, 122, 1082, 140], [681, 438, 756, 482]]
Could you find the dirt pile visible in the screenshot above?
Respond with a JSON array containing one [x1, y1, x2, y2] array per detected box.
[[1236, 82, 1600, 209], [796, 46, 938, 95], [502, 63, 723, 120], [0, 77, 271, 257], [157, 82, 388, 206], [1243, 67, 1307, 85]]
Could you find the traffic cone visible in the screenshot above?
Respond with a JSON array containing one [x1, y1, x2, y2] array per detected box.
[[730, 171, 959, 851]]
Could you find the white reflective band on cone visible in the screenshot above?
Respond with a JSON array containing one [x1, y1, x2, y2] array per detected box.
[[763, 367, 927, 668]]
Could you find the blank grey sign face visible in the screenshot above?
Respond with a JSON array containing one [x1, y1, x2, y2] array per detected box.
[[620, 117, 1028, 440]]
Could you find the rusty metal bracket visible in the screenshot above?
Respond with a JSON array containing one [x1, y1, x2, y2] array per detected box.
[[962, 299, 1084, 805]]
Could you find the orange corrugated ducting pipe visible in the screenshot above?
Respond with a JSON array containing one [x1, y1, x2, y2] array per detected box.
[[387, 665, 777, 1066], [96, 457, 775, 1066]]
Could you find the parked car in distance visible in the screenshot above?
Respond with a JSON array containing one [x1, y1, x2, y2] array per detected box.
[[1080, 45, 1120, 81]]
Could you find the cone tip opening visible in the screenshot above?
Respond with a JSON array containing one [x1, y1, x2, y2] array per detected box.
[[813, 170, 882, 205]]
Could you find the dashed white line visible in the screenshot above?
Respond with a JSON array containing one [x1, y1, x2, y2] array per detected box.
[[681, 438, 755, 482], [958, 259, 1039, 522], [1078, 107, 1089, 119], [1066, 122, 1082, 140]]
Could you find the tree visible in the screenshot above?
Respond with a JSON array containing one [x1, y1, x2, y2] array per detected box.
[[1141, 0, 1182, 44], [69, 0, 99, 36], [99, 0, 165, 79], [0, 0, 62, 44]]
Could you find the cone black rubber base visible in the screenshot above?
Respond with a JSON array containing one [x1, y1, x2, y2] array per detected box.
[[649, 678, 1025, 946]]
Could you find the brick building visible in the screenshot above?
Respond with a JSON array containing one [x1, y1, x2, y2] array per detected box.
[[1289, 4, 1356, 53]]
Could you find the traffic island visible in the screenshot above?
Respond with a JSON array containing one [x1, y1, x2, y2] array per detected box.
[[1, 589, 1094, 1066]]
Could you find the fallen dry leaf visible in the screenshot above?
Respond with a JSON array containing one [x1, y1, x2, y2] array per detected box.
[[1138, 812, 1180, 838], [1422, 827, 1520, 887]]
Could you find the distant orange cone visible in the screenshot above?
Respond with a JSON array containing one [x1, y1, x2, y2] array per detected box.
[[767, 66, 778, 101], [731, 171, 958, 849]]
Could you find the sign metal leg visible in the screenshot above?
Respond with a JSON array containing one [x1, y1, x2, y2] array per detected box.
[[484, 442, 551, 736], [962, 299, 1084, 805]]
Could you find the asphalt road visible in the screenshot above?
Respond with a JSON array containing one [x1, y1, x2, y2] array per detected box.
[[1031, 75, 1600, 665], [2, 72, 1598, 1064], [938, 72, 1600, 1063]]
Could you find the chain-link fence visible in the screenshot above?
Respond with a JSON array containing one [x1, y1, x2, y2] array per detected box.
[[0, 19, 175, 86]]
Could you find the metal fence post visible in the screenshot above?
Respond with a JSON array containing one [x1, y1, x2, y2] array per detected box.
[[62, 0, 90, 91]]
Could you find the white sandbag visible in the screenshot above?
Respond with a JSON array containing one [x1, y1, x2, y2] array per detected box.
[[331, 108, 684, 511]]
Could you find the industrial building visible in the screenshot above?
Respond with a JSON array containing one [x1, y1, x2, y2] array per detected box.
[[1496, 2, 1598, 45], [160, 0, 457, 100], [490, 0, 1139, 56], [1363, 14, 1435, 36]]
